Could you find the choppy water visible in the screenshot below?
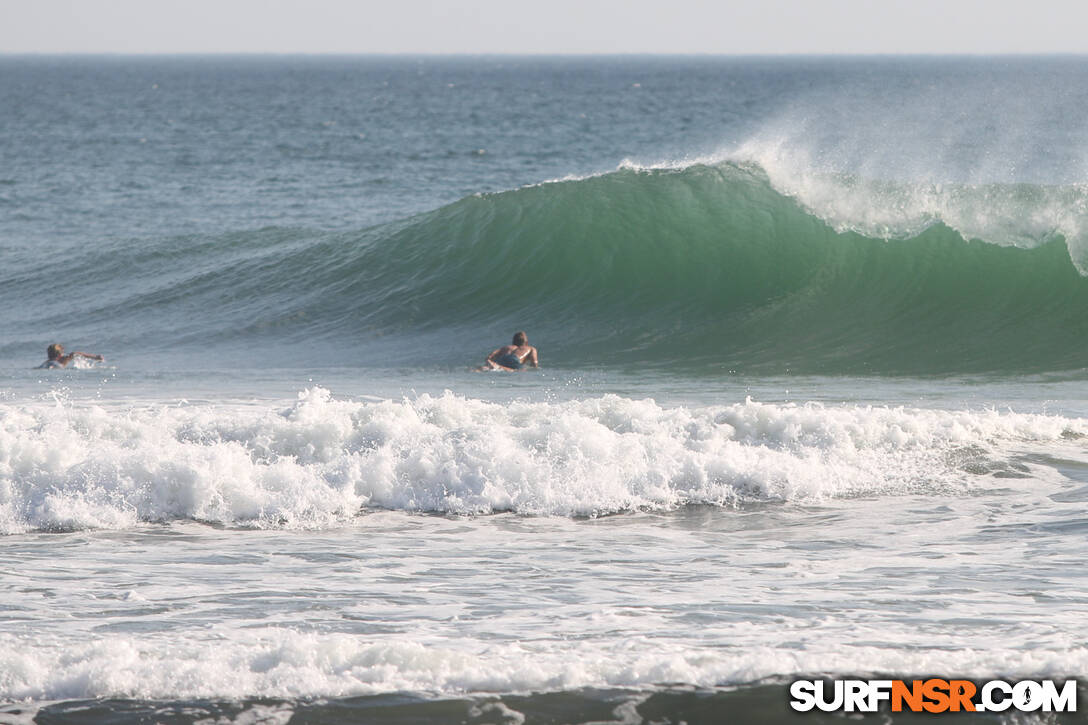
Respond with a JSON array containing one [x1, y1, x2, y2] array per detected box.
[[2, 56, 1087, 724]]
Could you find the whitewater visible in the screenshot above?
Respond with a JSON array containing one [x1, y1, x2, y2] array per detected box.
[[2, 56, 1088, 723]]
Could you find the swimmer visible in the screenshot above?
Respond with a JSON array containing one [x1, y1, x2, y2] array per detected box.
[[37, 343, 104, 369], [481, 331, 539, 371]]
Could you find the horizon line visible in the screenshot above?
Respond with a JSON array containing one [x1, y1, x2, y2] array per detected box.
[[3, 51, 1088, 58]]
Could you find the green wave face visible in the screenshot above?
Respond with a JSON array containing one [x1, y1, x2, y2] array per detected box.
[[328, 163, 1088, 374], [10, 163, 1087, 375]]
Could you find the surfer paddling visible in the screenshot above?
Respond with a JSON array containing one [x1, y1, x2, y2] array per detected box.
[[37, 343, 104, 369], [480, 331, 539, 371]]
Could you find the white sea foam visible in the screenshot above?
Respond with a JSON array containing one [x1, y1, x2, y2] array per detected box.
[[0, 388, 1082, 534], [1, 629, 1085, 702]]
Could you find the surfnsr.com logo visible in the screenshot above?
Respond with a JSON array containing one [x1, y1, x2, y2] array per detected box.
[[789, 679, 1077, 714]]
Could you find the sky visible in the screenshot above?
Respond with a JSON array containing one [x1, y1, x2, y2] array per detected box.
[[2, 0, 1088, 55]]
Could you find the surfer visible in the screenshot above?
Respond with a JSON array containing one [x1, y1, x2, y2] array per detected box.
[[481, 331, 539, 371], [37, 343, 104, 369]]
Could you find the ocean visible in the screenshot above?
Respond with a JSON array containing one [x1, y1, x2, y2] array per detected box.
[[1, 55, 1087, 723]]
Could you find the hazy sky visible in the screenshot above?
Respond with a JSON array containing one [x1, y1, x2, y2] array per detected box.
[[2, 0, 1087, 55]]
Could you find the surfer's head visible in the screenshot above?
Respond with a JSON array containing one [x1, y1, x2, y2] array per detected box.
[[513, 331, 527, 346], [47, 344, 63, 360]]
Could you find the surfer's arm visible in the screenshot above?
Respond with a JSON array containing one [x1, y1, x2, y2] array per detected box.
[[70, 351, 105, 362], [526, 347, 539, 368]]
